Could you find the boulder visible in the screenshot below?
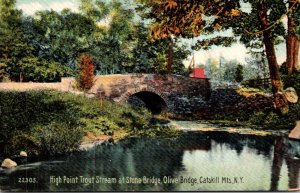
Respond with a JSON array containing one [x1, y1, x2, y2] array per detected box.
[[284, 87, 298, 103], [289, 121, 300, 140], [20, 151, 27, 157], [1, 158, 17, 169]]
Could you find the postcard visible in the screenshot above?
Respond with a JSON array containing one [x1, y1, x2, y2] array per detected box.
[[0, 0, 299, 192]]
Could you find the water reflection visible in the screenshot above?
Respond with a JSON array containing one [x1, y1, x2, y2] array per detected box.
[[0, 131, 299, 191]]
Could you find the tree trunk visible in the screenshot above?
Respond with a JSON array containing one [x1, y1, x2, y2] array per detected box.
[[257, 1, 289, 114], [287, 0, 300, 75]]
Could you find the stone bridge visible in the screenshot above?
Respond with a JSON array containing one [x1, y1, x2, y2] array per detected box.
[[89, 74, 210, 113], [0, 74, 211, 114]]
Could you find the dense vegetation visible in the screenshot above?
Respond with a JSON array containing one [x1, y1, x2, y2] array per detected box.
[[0, 91, 178, 156], [209, 72, 300, 130], [211, 102, 300, 130], [0, 0, 190, 83], [0, 0, 299, 159]]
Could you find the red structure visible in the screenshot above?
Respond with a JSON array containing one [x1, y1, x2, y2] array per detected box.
[[189, 68, 206, 79]]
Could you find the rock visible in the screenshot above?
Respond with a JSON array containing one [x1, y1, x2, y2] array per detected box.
[[20, 151, 27, 157], [1, 158, 17, 169], [284, 87, 298, 103], [289, 121, 300, 140]]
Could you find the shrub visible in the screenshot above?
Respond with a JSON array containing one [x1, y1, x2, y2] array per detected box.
[[0, 62, 8, 82], [34, 122, 83, 155], [235, 64, 244, 83], [0, 91, 156, 156], [248, 111, 266, 125], [282, 71, 300, 94], [7, 57, 72, 82], [76, 53, 95, 91], [81, 117, 119, 136]]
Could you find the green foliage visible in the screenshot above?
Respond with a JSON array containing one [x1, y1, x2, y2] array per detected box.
[[282, 71, 300, 94], [81, 117, 119, 136], [8, 56, 72, 82], [205, 57, 244, 83], [27, 10, 97, 69], [32, 122, 83, 155], [248, 111, 268, 125], [130, 24, 190, 75], [235, 64, 244, 82], [279, 62, 288, 75], [10, 123, 83, 156], [0, 0, 33, 81], [1, 0, 191, 79], [0, 91, 159, 156], [133, 125, 179, 138], [0, 62, 8, 81]]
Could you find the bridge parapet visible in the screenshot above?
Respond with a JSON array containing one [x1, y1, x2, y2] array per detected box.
[[89, 74, 210, 102]]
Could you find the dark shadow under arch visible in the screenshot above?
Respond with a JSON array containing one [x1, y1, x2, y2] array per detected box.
[[127, 91, 167, 114]]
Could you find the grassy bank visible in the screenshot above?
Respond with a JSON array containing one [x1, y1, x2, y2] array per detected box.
[[209, 107, 298, 130], [0, 91, 178, 157], [165, 86, 299, 130], [212, 73, 300, 130]]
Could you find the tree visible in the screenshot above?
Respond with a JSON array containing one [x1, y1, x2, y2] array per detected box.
[[130, 23, 190, 75], [137, 0, 240, 39], [137, 0, 241, 73], [204, 58, 219, 80], [286, 0, 300, 75], [0, 0, 33, 81], [76, 53, 95, 91], [79, 0, 109, 21], [139, 0, 298, 114], [15, 57, 71, 82], [235, 64, 244, 82], [235, 0, 292, 114], [26, 9, 97, 71]]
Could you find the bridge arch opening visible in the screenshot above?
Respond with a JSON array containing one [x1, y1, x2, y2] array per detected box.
[[127, 91, 167, 114]]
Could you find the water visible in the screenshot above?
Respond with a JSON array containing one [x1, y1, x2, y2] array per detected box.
[[0, 128, 299, 191]]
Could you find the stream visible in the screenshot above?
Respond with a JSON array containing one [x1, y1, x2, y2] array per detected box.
[[0, 121, 299, 191]]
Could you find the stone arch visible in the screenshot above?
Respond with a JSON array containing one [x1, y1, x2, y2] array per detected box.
[[118, 86, 169, 114]]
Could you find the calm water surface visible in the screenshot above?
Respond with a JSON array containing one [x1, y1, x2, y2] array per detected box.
[[0, 128, 299, 191]]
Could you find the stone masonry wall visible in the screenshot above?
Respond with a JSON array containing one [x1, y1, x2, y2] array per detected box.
[[88, 74, 210, 103]]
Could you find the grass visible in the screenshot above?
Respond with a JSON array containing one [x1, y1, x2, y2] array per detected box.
[[0, 90, 178, 157]]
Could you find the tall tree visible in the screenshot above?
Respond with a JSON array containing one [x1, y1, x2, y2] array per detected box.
[[236, 0, 294, 113], [286, 0, 300, 75], [257, 0, 287, 112], [130, 22, 190, 75], [138, 0, 294, 113], [28, 9, 97, 70], [0, 0, 33, 81]]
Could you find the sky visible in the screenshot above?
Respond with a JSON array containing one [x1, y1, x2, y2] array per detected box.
[[16, 0, 287, 67], [17, 0, 79, 15]]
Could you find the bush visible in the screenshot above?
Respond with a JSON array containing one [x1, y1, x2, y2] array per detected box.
[[282, 71, 300, 94], [0, 62, 8, 82], [248, 111, 266, 125], [81, 117, 119, 136], [7, 56, 72, 82], [33, 122, 83, 155], [0, 91, 156, 156], [10, 123, 83, 156]]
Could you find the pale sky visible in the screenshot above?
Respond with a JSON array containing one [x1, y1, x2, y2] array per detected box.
[[17, 0, 287, 67], [17, 0, 79, 15]]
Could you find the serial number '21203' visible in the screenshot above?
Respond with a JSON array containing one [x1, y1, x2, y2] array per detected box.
[[18, 177, 37, 183]]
